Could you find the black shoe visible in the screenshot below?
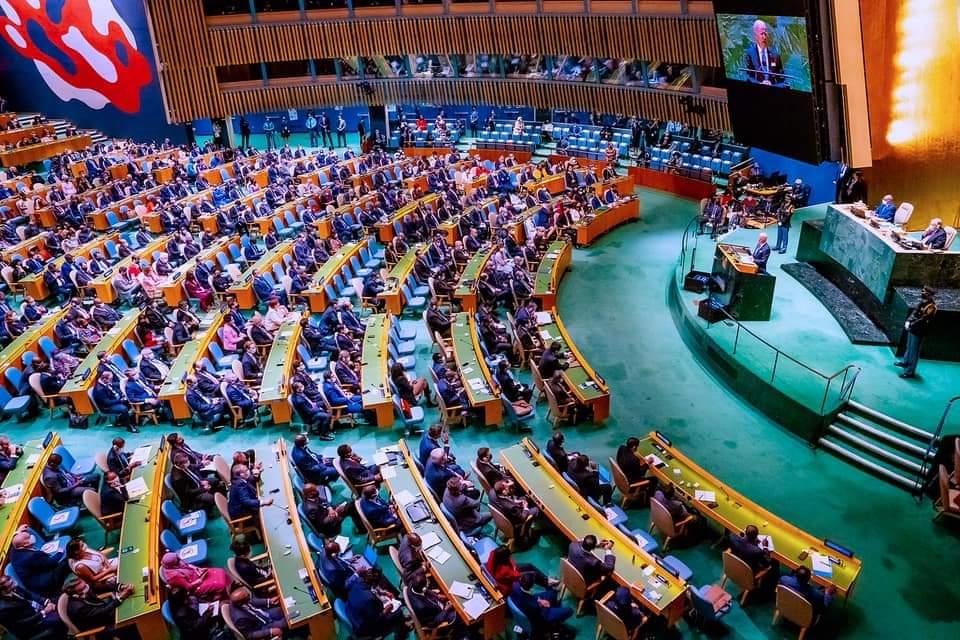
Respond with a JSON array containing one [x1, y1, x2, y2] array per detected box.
[[316, 433, 335, 440], [899, 372, 915, 379], [127, 424, 140, 434], [406, 427, 424, 436], [894, 361, 907, 368]]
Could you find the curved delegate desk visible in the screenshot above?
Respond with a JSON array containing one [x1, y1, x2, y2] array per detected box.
[[378, 441, 505, 637], [59, 308, 142, 415], [454, 247, 494, 313], [261, 439, 334, 638], [537, 309, 610, 422], [115, 438, 170, 637], [159, 309, 226, 420], [451, 312, 502, 426], [381, 244, 423, 315], [360, 314, 393, 427], [228, 239, 295, 309], [160, 237, 241, 307], [500, 439, 688, 625], [532, 240, 572, 310], [635, 431, 863, 600], [0, 433, 60, 566], [305, 239, 368, 313], [260, 312, 303, 425], [90, 235, 171, 304], [575, 196, 640, 246], [21, 233, 119, 300]]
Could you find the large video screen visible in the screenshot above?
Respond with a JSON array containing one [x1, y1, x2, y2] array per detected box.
[[714, 0, 823, 163], [717, 14, 812, 92]]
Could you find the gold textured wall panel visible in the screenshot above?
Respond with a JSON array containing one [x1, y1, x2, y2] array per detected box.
[[146, 0, 727, 128]]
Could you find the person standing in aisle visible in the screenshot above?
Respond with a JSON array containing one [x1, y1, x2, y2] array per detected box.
[[337, 114, 347, 147], [896, 287, 937, 379]]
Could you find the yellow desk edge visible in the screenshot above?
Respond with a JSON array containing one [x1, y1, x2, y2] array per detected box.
[[549, 310, 608, 394], [0, 432, 61, 565]]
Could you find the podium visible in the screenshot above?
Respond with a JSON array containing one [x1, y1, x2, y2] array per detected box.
[[711, 244, 775, 321]]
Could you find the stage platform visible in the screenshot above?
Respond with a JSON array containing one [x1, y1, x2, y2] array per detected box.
[[675, 204, 960, 436]]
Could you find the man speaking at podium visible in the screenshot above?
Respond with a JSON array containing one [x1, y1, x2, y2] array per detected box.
[[745, 19, 786, 87]]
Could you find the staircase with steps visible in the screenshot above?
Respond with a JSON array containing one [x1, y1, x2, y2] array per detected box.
[[13, 112, 109, 148], [817, 399, 937, 491]]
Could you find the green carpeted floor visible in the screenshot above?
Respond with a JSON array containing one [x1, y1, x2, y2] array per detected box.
[[5, 188, 959, 639]]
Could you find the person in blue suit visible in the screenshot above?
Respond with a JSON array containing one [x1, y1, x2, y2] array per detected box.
[[510, 571, 574, 635], [359, 485, 400, 532], [184, 376, 228, 427], [744, 19, 786, 87], [322, 371, 362, 414], [240, 342, 263, 383], [752, 233, 771, 273], [418, 424, 449, 468], [779, 566, 836, 614], [317, 540, 357, 599], [122, 369, 167, 423], [290, 434, 338, 483], [93, 371, 135, 432], [7, 528, 71, 599], [345, 568, 409, 639], [223, 373, 257, 421], [228, 465, 271, 520], [252, 272, 287, 306], [874, 194, 897, 222]]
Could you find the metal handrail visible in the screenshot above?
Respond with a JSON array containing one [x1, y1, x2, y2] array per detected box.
[[676, 215, 861, 416], [913, 395, 960, 501]]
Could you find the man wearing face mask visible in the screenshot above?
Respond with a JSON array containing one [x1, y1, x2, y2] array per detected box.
[[7, 527, 71, 599], [100, 471, 129, 517]]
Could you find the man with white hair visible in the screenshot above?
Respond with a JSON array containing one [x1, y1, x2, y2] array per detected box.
[[752, 232, 771, 273], [745, 19, 784, 86], [921, 218, 948, 250], [874, 194, 897, 222]]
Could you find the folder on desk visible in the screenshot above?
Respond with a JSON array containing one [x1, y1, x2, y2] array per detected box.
[[463, 592, 489, 618], [420, 531, 442, 550], [535, 311, 552, 325], [694, 490, 717, 506], [373, 451, 390, 465], [811, 553, 833, 578], [125, 477, 149, 500], [394, 489, 416, 506], [130, 445, 152, 466]]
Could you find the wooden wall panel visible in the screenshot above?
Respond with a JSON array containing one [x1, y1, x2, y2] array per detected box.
[[218, 79, 731, 131], [147, 0, 727, 127], [206, 15, 721, 66]]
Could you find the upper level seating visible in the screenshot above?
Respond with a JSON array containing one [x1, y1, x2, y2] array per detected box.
[[475, 120, 544, 153]]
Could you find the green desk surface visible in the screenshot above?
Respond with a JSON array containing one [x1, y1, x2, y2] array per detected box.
[[259, 441, 328, 623], [533, 241, 569, 295], [0, 438, 47, 544], [360, 314, 391, 404], [501, 442, 686, 612], [309, 240, 365, 289], [116, 444, 164, 623], [387, 245, 420, 282], [635, 433, 862, 595], [536, 312, 606, 402], [451, 313, 498, 405], [159, 309, 223, 397], [260, 313, 302, 403], [378, 443, 500, 622], [60, 308, 141, 395], [0, 308, 65, 370], [455, 247, 493, 297], [237, 239, 293, 282]]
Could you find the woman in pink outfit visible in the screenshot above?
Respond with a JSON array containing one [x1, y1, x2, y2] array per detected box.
[[160, 552, 232, 601]]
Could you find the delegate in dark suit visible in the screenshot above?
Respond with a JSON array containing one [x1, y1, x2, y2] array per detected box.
[[291, 443, 338, 484], [752, 239, 771, 273], [567, 539, 615, 585], [0, 584, 65, 640], [7, 547, 70, 599], [231, 597, 288, 639]]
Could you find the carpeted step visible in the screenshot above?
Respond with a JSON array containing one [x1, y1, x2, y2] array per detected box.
[[781, 262, 890, 345]]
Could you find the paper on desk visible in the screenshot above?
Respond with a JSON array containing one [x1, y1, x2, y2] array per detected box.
[[41, 541, 59, 554], [694, 490, 717, 504], [420, 531, 442, 550], [125, 477, 149, 500], [463, 592, 489, 618], [394, 489, 416, 506], [2, 483, 23, 502], [539, 330, 552, 340], [130, 445, 152, 466], [811, 553, 833, 578], [645, 454, 665, 468], [372, 451, 390, 465], [535, 311, 552, 326], [468, 378, 486, 391], [25, 454, 40, 467], [283, 595, 296, 608], [449, 580, 474, 598], [426, 545, 451, 564], [334, 535, 351, 553], [380, 465, 396, 480], [199, 601, 220, 616], [757, 535, 775, 552], [642, 565, 655, 576]]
